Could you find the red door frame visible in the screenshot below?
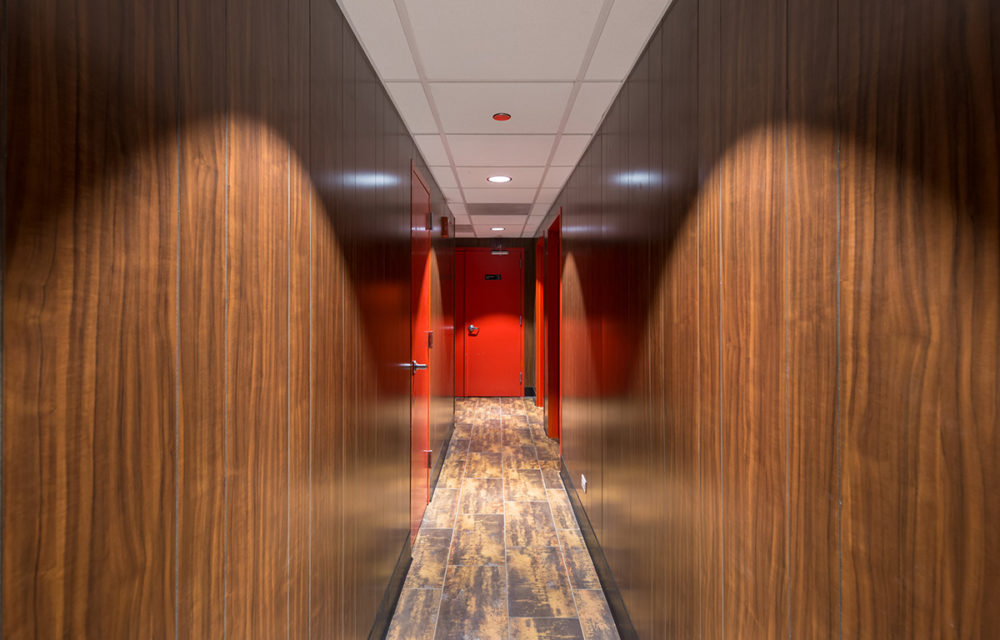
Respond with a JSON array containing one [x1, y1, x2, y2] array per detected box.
[[534, 238, 545, 407], [455, 247, 524, 397], [409, 165, 432, 542], [545, 214, 561, 439]]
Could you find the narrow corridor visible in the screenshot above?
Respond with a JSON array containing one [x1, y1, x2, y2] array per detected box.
[[388, 398, 618, 639]]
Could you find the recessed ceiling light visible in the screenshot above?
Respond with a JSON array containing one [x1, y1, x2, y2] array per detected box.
[[491, 227, 505, 231], [487, 175, 512, 184], [492, 112, 511, 121]]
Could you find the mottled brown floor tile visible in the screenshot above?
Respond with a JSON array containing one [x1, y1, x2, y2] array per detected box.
[[470, 427, 502, 453], [509, 617, 585, 640], [507, 546, 576, 618], [422, 488, 460, 528], [447, 437, 471, 455], [575, 590, 619, 639], [506, 501, 559, 547], [503, 443, 539, 470], [505, 468, 547, 501], [459, 477, 504, 514], [537, 458, 561, 472], [387, 588, 442, 640], [535, 438, 561, 460], [481, 417, 502, 428], [435, 565, 507, 640], [465, 452, 503, 478], [547, 489, 577, 530], [404, 528, 453, 588], [453, 423, 474, 439], [558, 527, 601, 589], [437, 452, 466, 488], [504, 427, 534, 446], [502, 415, 529, 428], [450, 514, 505, 566], [541, 468, 564, 489]]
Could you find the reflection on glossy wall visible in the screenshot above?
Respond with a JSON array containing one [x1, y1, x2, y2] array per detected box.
[[555, 0, 1000, 637], [1, 0, 453, 637]]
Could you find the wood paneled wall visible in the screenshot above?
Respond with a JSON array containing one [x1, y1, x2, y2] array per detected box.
[[1, 0, 453, 636], [555, 0, 1000, 636]]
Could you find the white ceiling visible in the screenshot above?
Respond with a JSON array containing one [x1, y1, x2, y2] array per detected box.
[[338, 0, 674, 238]]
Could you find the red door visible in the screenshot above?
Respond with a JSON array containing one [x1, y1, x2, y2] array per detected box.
[[545, 214, 561, 439], [410, 166, 432, 541], [463, 248, 524, 397], [535, 238, 545, 407]]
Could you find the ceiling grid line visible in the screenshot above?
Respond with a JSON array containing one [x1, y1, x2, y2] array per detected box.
[[390, 0, 471, 213], [520, 0, 618, 236]]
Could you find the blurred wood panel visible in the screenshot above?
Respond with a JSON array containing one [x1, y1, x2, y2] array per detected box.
[[718, 0, 788, 634], [3, 0, 453, 637], [786, 0, 840, 635], [225, 0, 291, 634], [839, 0, 1000, 636], [556, 0, 999, 637], [177, 0, 227, 633], [2, 0, 179, 636]]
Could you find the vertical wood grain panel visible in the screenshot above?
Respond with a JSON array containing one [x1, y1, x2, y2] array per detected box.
[[718, 0, 787, 635], [225, 0, 290, 634], [287, 0, 312, 634], [657, 2, 701, 635], [3, 0, 179, 635], [177, 0, 227, 633], [309, 0, 345, 634], [696, 0, 724, 636], [786, 0, 840, 636], [839, 0, 1000, 635]]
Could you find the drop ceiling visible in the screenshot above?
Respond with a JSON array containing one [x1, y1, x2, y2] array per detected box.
[[338, 0, 674, 238]]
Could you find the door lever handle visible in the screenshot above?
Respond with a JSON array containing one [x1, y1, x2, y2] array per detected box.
[[410, 360, 428, 374], [468, 324, 480, 336]]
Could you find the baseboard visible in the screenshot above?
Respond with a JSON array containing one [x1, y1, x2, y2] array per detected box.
[[367, 533, 412, 640], [524, 386, 536, 397], [560, 461, 639, 640], [428, 419, 455, 498]]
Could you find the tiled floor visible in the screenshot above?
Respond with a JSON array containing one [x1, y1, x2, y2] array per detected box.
[[387, 397, 619, 640]]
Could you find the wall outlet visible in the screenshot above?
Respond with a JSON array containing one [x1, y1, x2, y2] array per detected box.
[[581, 474, 588, 493]]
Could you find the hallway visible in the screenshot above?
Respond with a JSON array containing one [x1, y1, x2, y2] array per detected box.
[[388, 398, 618, 639]]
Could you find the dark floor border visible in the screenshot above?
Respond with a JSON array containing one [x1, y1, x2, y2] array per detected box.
[[368, 532, 412, 640], [428, 420, 455, 498], [561, 461, 639, 640]]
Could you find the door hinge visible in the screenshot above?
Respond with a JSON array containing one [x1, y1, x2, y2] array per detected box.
[[520, 372, 523, 385], [424, 449, 432, 469], [520, 315, 523, 327]]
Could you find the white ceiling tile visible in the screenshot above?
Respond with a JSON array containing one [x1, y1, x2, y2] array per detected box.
[[441, 187, 463, 202], [565, 82, 621, 133], [536, 188, 561, 204], [469, 215, 529, 226], [530, 204, 552, 218], [385, 82, 437, 134], [448, 135, 555, 166], [542, 166, 574, 189], [456, 166, 546, 190], [523, 217, 547, 235], [453, 213, 471, 224], [338, 0, 419, 80], [456, 230, 477, 238], [474, 225, 516, 236], [429, 165, 458, 189], [448, 202, 469, 217], [464, 188, 537, 204], [585, 0, 673, 80], [430, 83, 573, 133], [413, 135, 450, 166], [551, 135, 592, 166], [403, 0, 605, 81]]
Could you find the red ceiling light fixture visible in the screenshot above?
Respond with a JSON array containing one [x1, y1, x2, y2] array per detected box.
[[492, 112, 512, 122]]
